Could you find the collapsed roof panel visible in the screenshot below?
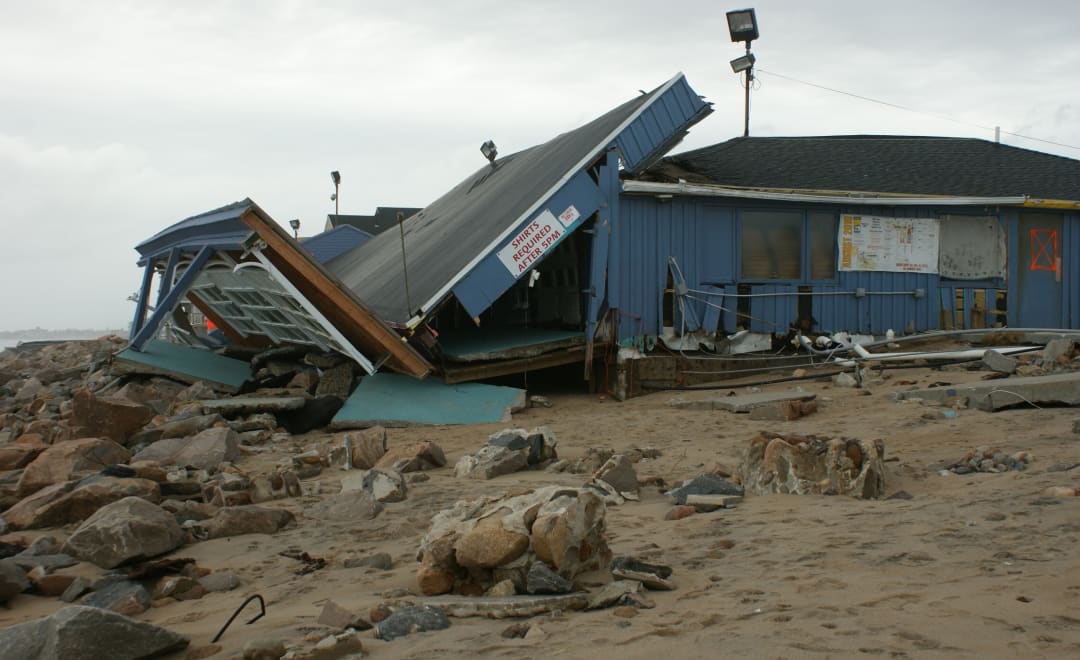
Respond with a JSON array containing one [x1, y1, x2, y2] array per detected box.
[[327, 73, 713, 327]]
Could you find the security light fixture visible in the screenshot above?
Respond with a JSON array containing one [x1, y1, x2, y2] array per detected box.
[[726, 8, 758, 42], [330, 171, 341, 185], [289, 218, 300, 239], [730, 52, 756, 73], [330, 170, 341, 215], [480, 140, 498, 165]]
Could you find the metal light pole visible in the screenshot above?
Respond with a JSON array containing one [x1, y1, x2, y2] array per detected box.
[[330, 170, 341, 216], [726, 8, 760, 137]]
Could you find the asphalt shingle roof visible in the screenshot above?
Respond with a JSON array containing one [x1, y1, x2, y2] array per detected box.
[[651, 136, 1080, 201]]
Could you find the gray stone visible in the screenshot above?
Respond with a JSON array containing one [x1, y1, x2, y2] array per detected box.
[[198, 570, 241, 592], [60, 576, 91, 602], [526, 561, 574, 594], [344, 468, 407, 503], [375, 605, 450, 641], [667, 474, 744, 505], [192, 505, 294, 540], [131, 427, 240, 471], [833, 372, 860, 388], [586, 580, 643, 610], [453, 445, 528, 480], [1042, 338, 1076, 365], [306, 491, 384, 522], [595, 453, 638, 493], [8, 553, 79, 572], [0, 605, 188, 660], [981, 349, 1018, 374], [80, 580, 152, 615], [62, 497, 187, 569], [0, 559, 30, 603]]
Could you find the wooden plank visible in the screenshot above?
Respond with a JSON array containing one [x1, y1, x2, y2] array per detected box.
[[442, 347, 589, 384], [238, 207, 432, 378]]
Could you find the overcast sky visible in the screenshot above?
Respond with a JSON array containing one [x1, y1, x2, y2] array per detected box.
[[2, 0, 1078, 332]]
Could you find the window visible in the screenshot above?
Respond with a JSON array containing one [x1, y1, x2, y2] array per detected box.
[[738, 210, 837, 281], [740, 210, 801, 279]]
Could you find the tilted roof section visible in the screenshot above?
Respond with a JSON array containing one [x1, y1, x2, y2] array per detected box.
[[651, 136, 1080, 201], [328, 207, 422, 235], [135, 199, 253, 263], [328, 73, 712, 325]]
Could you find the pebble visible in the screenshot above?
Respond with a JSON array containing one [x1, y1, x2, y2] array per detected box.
[[664, 505, 696, 521]]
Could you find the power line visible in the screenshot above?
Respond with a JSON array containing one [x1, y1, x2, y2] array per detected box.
[[755, 68, 1080, 152]]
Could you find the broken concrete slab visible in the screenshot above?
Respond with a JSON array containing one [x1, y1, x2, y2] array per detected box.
[[667, 389, 816, 413], [113, 340, 251, 393], [899, 372, 1080, 411], [330, 373, 525, 428], [421, 593, 588, 618]]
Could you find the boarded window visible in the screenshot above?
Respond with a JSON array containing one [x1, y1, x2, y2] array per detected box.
[[938, 215, 1006, 280], [740, 211, 802, 279], [808, 212, 836, 280]]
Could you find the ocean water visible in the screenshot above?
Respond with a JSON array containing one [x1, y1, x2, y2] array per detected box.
[[0, 338, 19, 350]]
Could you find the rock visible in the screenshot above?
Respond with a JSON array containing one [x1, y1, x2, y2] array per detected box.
[[526, 561, 574, 594], [7, 476, 160, 530], [454, 445, 528, 480], [375, 605, 450, 641], [81, 580, 152, 615], [318, 600, 371, 631], [315, 362, 354, 399], [833, 372, 859, 388], [70, 388, 154, 445], [60, 576, 91, 602], [417, 536, 459, 596], [594, 454, 638, 493], [185, 645, 223, 660], [1042, 338, 1076, 365], [529, 489, 611, 578], [981, 349, 1018, 374], [0, 559, 30, 603], [0, 605, 188, 659], [741, 432, 886, 498], [62, 497, 187, 569], [487, 427, 557, 465], [667, 474, 743, 505], [198, 570, 241, 593], [664, 505, 697, 520], [611, 567, 674, 590], [242, 638, 286, 660], [131, 427, 240, 471], [341, 468, 407, 503], [0, 440, 46, 470], [192, 506, 294, 540], [338, 427, 387, 469], [454, 514, 530, 569], [277, 396, 345, 435], [486, 579, 516, 597], [427, 594, 587, 619], [157, 414, 226, 439], [376, 441, 446, 473], [586, 580, 643, 610], [8, 552, 79, 573], [306, 491, 384, 522], [748, 399, 818, 421], [312, 630, 366, 656], [151, 575, 205, 601], [34, 573, 78, 597], [16, 437, 132, 496], [1041, 486, 1078, 497]]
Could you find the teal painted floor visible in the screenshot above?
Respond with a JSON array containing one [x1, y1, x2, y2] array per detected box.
[[331, 372, 524, 428], [115, 340, 251, 391]]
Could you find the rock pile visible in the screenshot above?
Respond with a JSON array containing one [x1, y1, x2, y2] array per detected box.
[[941, 446, 1032, 474], [416, 485, 610, 596], [741, 431, 886, 498]]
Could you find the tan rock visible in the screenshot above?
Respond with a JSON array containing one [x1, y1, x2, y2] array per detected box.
[[70, 388, 153, 444], [375, 441, 446, 473], [454, 512, 529, 569], [16, 437, 131, 497]]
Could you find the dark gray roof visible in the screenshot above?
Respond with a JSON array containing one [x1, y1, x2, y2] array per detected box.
[[328, 207, 422, 235], [327, 88, 662, 325], [302, 225, 372, 264], [651, 136, 1080, 201]]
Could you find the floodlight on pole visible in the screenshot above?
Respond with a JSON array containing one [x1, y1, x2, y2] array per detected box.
[[480, 140, 498, 166], [288, 218, 301, 239], [330, 171, 341, 215], [725, 7, 759, 138]]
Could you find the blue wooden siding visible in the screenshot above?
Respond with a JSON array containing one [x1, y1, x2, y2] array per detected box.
[[616, 76, 713, 175], [607, 195, 1076, 342]]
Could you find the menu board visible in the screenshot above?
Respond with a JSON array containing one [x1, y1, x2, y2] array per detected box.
[[839, 214, 939, 273]]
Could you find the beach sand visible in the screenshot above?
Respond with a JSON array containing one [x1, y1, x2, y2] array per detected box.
[[3, 363, 1080, 658]]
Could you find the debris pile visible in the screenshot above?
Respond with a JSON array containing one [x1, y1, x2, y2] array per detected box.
[[941, 446, 1032, 475], [740, 431, 886, 498], [454, 427, 558, 480]]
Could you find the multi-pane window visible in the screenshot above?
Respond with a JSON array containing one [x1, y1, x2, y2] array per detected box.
[[739, 210, 836, 281]]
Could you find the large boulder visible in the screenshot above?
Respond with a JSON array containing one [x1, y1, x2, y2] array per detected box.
[[62, 497, 187, 569], [4, 476, 160, 530], [740, 431, 886, 498], [16, 437, 131, 496], [131, 427, 239, 471], [417, 486, 610, 596], [70, 388, 154, 445], [0, 605, 188, 659]]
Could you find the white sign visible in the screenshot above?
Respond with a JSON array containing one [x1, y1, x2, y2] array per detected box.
[[839, 214, 939, 273], [558, 205, 580, 227], [497, 210, 565, 277]]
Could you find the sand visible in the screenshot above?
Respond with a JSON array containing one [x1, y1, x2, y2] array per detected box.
[[3, 363, 1080, 658]]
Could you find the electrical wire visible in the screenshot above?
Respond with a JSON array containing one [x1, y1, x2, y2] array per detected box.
[[756, 68, 1080, 153]]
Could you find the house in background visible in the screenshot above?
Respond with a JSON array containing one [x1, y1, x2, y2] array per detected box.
[[325, 207, 422, 234], [617, 136, 1080, 339]]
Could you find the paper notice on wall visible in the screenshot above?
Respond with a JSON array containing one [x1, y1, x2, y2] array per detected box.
[[497, 210, 565, 277], [838, 214, 939, 273]]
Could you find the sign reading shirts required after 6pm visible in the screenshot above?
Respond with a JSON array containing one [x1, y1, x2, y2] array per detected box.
[[839, 214, 940, 273], [497, 205, 581, 277]]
